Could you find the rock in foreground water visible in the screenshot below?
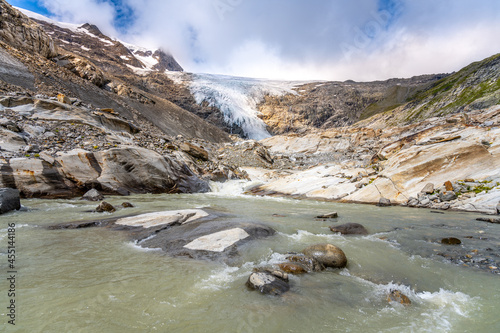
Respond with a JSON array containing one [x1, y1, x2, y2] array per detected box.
[[302, 243, 347, 269], [96, 201, 116, 213], [387, 290, 411, 306], [330, 222, 368, 235], [0, 188, 21, 214], [246, 269, 290, 295], [286, 254, 324, 272]]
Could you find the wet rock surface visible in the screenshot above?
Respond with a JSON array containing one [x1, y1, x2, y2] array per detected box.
[[246, 269, 290, 296], [0, 187, 20, 214], [330, 223, 368, 235], [48, 209, 276, 264], [302, 243, 347, 269]]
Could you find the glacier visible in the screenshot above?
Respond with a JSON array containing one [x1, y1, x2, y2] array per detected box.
[[168, 72, 304, 140]]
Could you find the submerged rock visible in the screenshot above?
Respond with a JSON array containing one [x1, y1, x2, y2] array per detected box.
[[277, 263, 308, 275], [302, 243, 347, 269], [441, 237, 462, 245], [387, 290, 411, 306], [246, 269, 290, 295], [476, 217, 500, 224], [330, 223, 368, 235], [316, 212, 338, 218], [0, 188, 21, 214], [81, 189, 104, 201], [286, 254, 324, 272], [96, 201, 115, 213], [121, 202, 134, 208]]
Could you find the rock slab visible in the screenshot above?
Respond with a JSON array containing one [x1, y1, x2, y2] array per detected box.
[[183, 228, 250, 252]]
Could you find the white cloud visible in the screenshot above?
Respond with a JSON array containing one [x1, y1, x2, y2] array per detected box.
[[37, 0, 500, 81]]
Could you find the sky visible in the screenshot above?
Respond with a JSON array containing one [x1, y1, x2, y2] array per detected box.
[[7, 0, 500, 81]]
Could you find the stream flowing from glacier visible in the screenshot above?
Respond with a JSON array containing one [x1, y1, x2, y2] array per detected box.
[[1, 183, 499, 332]]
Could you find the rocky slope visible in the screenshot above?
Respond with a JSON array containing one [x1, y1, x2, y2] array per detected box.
[[257, 74, 446, 135]]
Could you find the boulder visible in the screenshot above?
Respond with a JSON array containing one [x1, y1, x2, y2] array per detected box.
[[96, 201, 115, 213], [496, 201, 500, 215], [387, 290, 411, 306], [421, 183, 435, 194], [277, 263, 308, 275], [0, 188, 21, 214], [441, 237, 461, 245], [439, 191, 457, 202], [81, 189, 103, 201], [330, 222, 368, 235], [286, 254, 324, 272], [444, 181, 454, 192], [179, 142, 209, 161], [316, 212, 338, 218], [57, 93, 71, 104], [246, 269, 290, 295], [121, 202, 134, 208], [302, 243, 347, 269], [378, 197, 391, 207], [407, 197, 419, 207]]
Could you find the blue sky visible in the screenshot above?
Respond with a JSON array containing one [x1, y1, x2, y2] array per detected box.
[[8, 0, 500, 81]]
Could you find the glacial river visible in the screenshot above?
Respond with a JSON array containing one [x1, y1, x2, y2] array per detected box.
[[1, 185, 499, 332]]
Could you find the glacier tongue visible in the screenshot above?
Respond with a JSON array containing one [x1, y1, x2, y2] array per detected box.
[[169, 73, 301, 140]]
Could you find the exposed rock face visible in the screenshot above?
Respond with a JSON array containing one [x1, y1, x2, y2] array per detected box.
[[258, 75, 445, 135], [253, 106, 500, 214], [302, 244, 347, 269], [0, 147, 210, 198], [0, 187, 20, 214], [0, 0, 58, 58]]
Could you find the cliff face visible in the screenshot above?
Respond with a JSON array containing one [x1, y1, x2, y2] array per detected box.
[[256, 75, 447, 135], [0, 0, 57, 58], [0, 2, 230, 143]]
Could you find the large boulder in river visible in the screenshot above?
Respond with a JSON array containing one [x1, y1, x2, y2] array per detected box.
[[81, 189, 104, 201], [302, 243, 347, 269], [330, 223, 368, 235], [246, 269, 290, 295], [117, 209, 276, 264], [0, 188, 21, 214]]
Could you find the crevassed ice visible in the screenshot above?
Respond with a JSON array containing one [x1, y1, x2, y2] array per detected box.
[[171, 73, 303, 140]]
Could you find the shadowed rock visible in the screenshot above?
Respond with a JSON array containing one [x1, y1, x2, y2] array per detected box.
[[0, 188, 21, 214], [246, 269, 290, 295], [330, 222, 368, 235]]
